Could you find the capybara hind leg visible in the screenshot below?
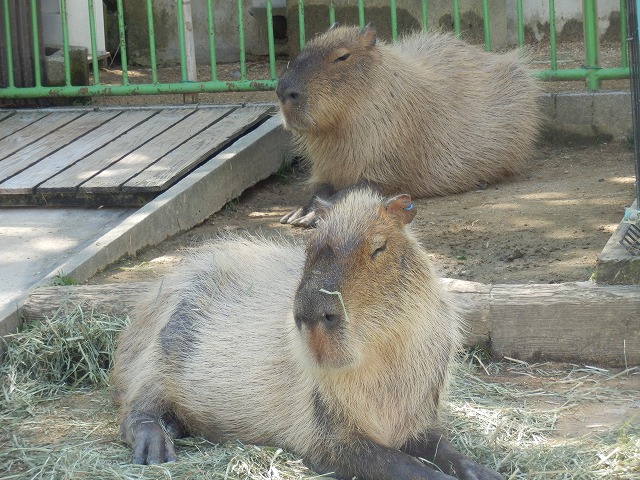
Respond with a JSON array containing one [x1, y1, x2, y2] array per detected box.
[[403, 433, 503, 480], [121, 412, 178, 464]]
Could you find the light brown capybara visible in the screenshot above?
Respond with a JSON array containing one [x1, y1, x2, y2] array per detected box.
[[111, 188, 503, 480], [277, 24, 540, 227]]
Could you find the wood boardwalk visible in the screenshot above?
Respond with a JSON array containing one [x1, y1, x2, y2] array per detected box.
[[0, 105, 274, 206]]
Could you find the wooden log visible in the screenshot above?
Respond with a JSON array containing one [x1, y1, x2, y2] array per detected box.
[[18, 280, 640, 366], [490, 282, 640, 367]]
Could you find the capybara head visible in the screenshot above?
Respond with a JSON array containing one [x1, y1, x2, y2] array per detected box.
[[276, 24, 379, 132], [293, 190, 418, 369]]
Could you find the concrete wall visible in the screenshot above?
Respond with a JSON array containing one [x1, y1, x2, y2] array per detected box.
[[124, 0, 287, 66], [122, 1, 624, 65], [507, 0, 622, 44]]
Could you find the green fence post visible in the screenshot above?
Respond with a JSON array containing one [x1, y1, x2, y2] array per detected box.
[[266, 0, 276, 80], [453, 0, 461, 38], [329, 0, 335, 25], [30, 0, 42, 87], [583, 0, 601, 90], [116, 0, 129, 85], [482, 0, 491, 51], [87, 0, 100, 85], [549, 0, 558, 70], [621, 0, 628, 67], [206, 0, 217, 81], [421, 0, 428, 32], [146, 0, 158, 83], [390, 0, 397, 41], [358, 0, 365, 28], [2, 0, 14, 88], [298, 0, 305, 49], [60, 0, 71, 86]]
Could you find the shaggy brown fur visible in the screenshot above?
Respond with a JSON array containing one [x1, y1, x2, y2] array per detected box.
[[276, 25, 540, 207], [112, 189, 502, 480]]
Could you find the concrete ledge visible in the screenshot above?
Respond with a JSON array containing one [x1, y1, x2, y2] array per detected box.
[[596, 199, 640, 285], [20, 279, 640, 367], [540, 91, 632, 140]]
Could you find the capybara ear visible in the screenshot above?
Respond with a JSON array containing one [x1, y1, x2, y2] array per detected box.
[[360, 23, 377, 48], [384, 194, 417, 225], [328, 22, 340, 31]]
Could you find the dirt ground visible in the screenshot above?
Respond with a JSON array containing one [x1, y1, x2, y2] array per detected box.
[[88, 136, 637, 286]]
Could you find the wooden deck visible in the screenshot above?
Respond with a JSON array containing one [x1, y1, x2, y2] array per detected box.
[[0, 105, 274, 206]]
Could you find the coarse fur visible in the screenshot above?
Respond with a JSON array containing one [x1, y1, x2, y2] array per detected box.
[[276, 25, 541, 198], [112, 190, 501, 479]]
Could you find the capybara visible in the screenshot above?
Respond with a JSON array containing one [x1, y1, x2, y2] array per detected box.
[[277, 24, 540, 227], [112, 189, 503, 480]]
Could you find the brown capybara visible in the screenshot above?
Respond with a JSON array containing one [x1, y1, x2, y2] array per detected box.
[[277, 24, 540, 227], [111, 188, 503, 480]]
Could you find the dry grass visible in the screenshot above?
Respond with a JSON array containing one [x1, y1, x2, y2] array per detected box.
[[1, 308, 638, 479]]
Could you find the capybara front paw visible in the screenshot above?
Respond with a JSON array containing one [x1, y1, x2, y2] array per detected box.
[[131, 420, 177, 464], [452, 457, 503, 480]]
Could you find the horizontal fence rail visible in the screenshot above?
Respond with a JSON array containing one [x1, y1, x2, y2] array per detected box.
[[0, 0, 633, 100]]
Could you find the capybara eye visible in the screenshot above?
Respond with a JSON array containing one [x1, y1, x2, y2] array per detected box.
[[371, 242, 387, 259], [334, 53, 350, 62]]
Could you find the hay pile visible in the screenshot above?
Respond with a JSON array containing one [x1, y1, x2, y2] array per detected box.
[[1, 306, 638, 479]]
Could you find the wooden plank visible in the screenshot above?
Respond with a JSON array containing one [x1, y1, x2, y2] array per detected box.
[[0, 111, 82, 161], [0, 111, 119, 182], [20, 279, 640, 367], [0, 110, 156, 194], [123, 105, 271, 192], [39, 108, 197, 192], [0, 110, 15, 125], [0, 111, 47, 141], [490, 282, 640, 367], [21, 282, 156, 322], [81, 107, 233, 193]]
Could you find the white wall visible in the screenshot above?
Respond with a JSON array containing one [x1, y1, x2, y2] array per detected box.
[[41, 0, 106, 55], [506, 0, 621, 42]]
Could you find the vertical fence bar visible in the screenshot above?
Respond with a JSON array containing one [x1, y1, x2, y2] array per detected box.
[[621, 0, 628, 67], [30, 0, 42, 86], [146, 0, 158, 83], [182, 0, 198, 102], [421, 0, 428, 32], [237, 0, 246, 80], [176, 0, 188, 81], [116, 0, 129, 85], [206, 0, 217, 81], [583, 0, 601, 90], [60, 0, 72, 86], [390, 0, 397, 41], [627, 0, 640, 211], [357, 0, 365, 28], [453, 0, 461, 38], [266, 0, 276, 80], [516, 0, 524, 47], [298, 0, 305, 49], [329, 0, 335, 25], [482, 0, 491, 51], [2, 0, 14, 88], [87, 0, 100, 85], [549, 0, 558, 69]]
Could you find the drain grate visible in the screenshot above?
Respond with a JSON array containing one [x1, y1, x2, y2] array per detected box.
[[620, 223, 640, 255]]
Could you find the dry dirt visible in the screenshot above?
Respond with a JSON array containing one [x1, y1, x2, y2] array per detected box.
[[88, 136, 637, 286]]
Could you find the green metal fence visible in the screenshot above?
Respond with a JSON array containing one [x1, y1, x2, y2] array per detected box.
[[0, 0, 633, 100]]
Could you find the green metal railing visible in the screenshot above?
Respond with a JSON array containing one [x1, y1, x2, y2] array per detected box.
[[0, 0, 632, 99]]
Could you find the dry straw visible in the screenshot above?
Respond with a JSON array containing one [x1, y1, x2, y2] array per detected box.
[[1, 307, 638, 479]]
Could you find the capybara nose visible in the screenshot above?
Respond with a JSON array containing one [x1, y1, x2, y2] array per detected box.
[[276, 81, 301, 106], [294, 303, 342, 330]]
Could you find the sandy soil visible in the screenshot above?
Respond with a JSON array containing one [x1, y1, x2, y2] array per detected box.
[[88, 136, 637, 286]]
